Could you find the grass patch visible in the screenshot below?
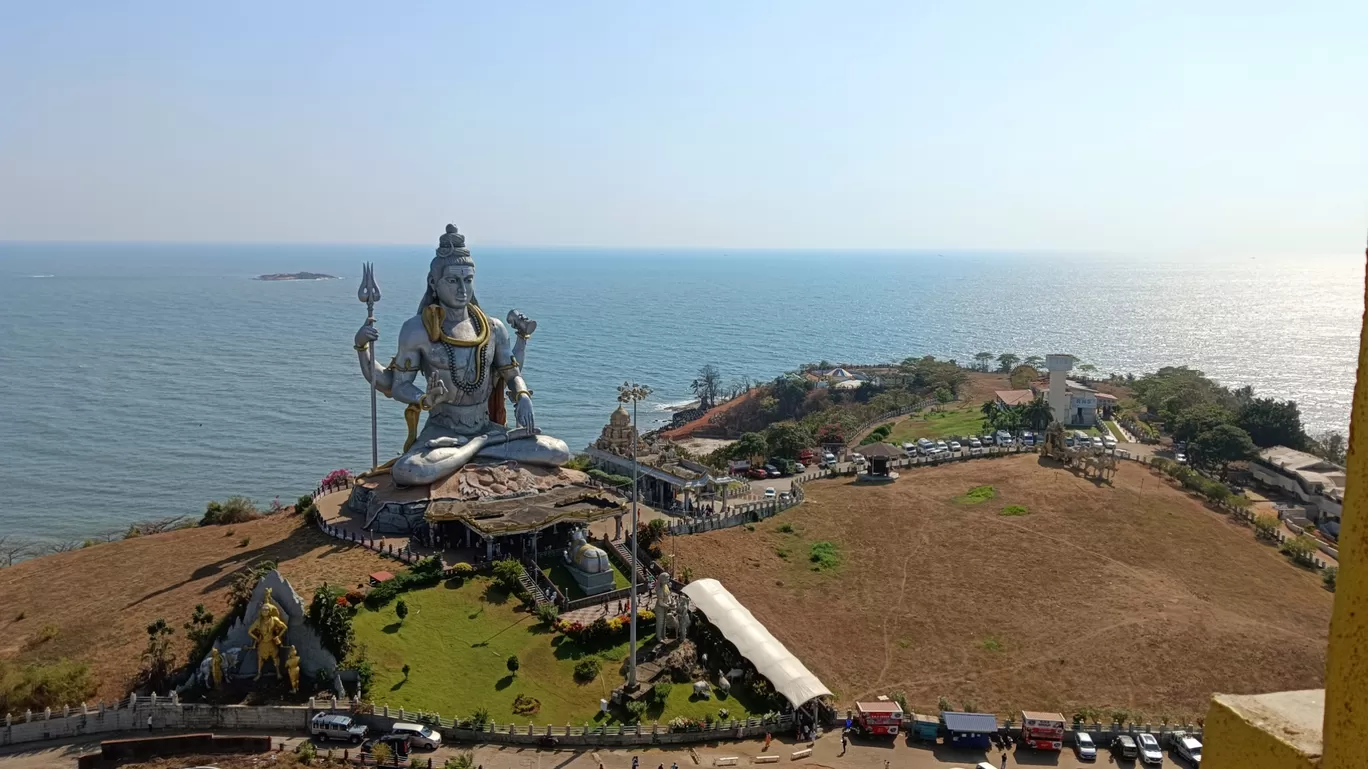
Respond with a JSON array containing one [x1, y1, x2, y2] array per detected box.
[[776, 522, 796, 534], [979, 636, 1005, 652], [809, 541, 841, 571], [775, 547, 791, 560], [954, 485, 997, 505], [1000, 505, 1029, 516], [884, 404, 987, 444]]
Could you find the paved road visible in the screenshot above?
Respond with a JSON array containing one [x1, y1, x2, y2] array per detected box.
[[0, 729, 1122, 769]]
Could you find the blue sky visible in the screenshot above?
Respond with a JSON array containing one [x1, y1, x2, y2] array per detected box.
[[1, 2, 1365, 252]]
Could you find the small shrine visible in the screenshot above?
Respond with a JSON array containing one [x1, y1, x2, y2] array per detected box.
[[562, 528, 615, 595], [594, 404, 638, 455]]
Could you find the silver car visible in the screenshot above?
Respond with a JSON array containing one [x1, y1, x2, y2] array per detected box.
[[1075, 732, 1097, 761], [1136, 732, 1163, 764]]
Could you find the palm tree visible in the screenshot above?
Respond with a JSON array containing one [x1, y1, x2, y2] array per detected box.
[[980, 400, 999, 431], [1023, 355, 1044, 370], [1024, 395, 1055, 431], [973, 352, 994, 372]]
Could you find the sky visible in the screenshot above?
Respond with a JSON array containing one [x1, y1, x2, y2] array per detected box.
[[1, 2, 1366, 253]]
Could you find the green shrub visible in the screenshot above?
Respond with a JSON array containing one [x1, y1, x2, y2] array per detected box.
[[200, 496, 259, 526], [0, 658, 96, 715], [450, 562, 475, 577], [776, 522, 795, 534], [492, 558, 525, 592], [999, 505, 1029, 516], [1281, 535, 1318, 566], [650, 682, 671, 705], [535, 603, 559, 625], [574, 658, 601, 682], [954, 485, 996, 504], [506, 655, 520, 675], [363, 580, 400, 609], [445, 751, 476, 769], [296, 740, 317, 764], [1253, 514, 1280, 540], [808, 541, 841, 571], [1323, 566, 1338, 591], [625, 699, 648, 722], [587, 468, 632, 487]]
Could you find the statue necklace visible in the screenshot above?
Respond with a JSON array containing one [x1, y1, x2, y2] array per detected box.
[[441, 309, 488, 395]]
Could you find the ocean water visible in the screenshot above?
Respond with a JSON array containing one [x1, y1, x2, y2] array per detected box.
[[0, 243, 1362, 543]]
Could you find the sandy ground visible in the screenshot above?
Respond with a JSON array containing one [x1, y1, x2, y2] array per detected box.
[[671, 455, 1332, 717], [0, 514, 392, 702]]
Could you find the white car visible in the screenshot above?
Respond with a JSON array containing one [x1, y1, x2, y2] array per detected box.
[[1176, 452, 1188, 464], [764, 487, 776, 499], [1075, 732, 1097, 761], [1170, 733, 1202, 765], [902, 442, 916, 453], [310, 713, 368, 744], [1136, 732, 1163, 765], [388, 721, 442, 749], [1103, 436, 1118, 449], [823, 452, 837, 463], [1092, 436, 1104, 448], [968, 438, 982, 449], [948, 440, 962, 453]]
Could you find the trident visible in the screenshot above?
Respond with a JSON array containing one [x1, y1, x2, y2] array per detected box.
[[357, 263, 382, 470]]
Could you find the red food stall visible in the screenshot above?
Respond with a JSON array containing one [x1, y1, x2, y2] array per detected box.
[[1019, 710, 1065, 750], [854, 700, 903, 736]]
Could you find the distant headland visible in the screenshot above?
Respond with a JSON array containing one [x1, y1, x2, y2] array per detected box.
[[255, 272, 337, 281]]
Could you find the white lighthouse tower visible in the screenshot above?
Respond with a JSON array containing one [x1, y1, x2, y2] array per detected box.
[[1045, 354, 1074, 426]]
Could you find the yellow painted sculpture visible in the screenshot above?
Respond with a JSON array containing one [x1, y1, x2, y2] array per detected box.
[[286, 645, 301, 693], [210, 647, 224, 689], [246, 588, 289, 681]]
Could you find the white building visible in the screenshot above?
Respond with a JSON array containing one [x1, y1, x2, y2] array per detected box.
[[1042, 354, 1115, 426], [1249, 445, 1344, 522]]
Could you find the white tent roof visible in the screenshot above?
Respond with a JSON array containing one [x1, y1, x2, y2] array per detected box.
[[681, 578, 832, 709]]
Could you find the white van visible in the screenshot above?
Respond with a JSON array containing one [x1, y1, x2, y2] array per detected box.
[[1170, 733, 1202, 765], [389, 721, 442, 749], [310, 712, 368, 743]]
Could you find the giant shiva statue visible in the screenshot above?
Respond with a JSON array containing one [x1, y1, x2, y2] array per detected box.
[[353, 225, 571, 487]]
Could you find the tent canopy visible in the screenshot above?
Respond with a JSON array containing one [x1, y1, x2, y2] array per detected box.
[[681, 579, 832, 709]]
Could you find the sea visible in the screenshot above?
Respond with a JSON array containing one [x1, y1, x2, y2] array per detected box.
[[0, 243, 1362, 545]]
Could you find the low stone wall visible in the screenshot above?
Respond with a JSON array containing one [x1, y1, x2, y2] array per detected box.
[[1, 695, 791, 750]]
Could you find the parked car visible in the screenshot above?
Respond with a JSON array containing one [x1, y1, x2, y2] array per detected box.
[[852, 453, 866, 464], [968, 438, 982, 449], [1092, 436, 1104, 449], [779, 491, 791, 502], [902, 442, 917, 453], [764, 487, 776, 499], [1136, 733, 1163, 765], [747, 468, 769, 480], [792, 462, 805, 472], [764, 464, 781, 477], [823, 452, 837, 463], [1176, 452, 1188, 464], [1111, 735, 1139, 760], [310, 713, 368, 744], [388, 722, 442, 749], [1022, 431, 1036, 446], [1075, 732, 1097, 761], [361, 734, 411, 759], [995, 430, 1013, 446], [935, 440, 949, 453], [1103, 436, 1118, 449], [948, 440, 962, 453], [1169, 733, 1202, 765]]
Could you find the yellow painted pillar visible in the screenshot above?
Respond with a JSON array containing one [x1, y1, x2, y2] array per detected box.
[[1324, 251, 1368, 769]]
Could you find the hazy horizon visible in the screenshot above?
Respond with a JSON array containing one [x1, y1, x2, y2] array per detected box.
[[3, 2, 1366, 253]]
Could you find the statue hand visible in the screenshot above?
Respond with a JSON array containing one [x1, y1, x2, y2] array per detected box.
[[354, 321, 379, 348], [419, 377, 450, 409], [507, 310, 537, 338], [515, 394, 536, 432], [424, 435, 470, 450]]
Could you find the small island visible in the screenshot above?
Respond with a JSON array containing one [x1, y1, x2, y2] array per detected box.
[[255, 272, 337, 281]]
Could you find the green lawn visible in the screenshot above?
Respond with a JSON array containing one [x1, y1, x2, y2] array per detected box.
[[351, 577, 757, 725], [884, 404, 989, 444], [540, 561, 630, 600]]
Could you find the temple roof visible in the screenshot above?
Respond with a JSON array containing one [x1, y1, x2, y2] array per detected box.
[[425, 486, 626, 535]]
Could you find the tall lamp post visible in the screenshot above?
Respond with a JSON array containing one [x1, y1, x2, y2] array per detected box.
[[618, 380, 651, 690]]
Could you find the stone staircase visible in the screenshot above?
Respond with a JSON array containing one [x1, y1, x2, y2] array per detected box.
[[609, 539, 654, 587], [517, 563, 551, 607]]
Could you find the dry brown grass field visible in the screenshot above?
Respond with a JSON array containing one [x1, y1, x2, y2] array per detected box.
[[670, 454, 1332, 717], [0, 514, 389, 702]]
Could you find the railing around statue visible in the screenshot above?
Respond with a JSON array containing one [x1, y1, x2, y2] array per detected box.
[[315, 518, 420, 565], [311, 475, 356, 501]]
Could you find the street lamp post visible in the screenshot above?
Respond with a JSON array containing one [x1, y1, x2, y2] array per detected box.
[[617, 381, 651, 690]]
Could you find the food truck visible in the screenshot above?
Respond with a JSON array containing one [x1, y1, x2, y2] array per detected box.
[[1019, 710, 1066, 750], [854, 700, 904, 736]]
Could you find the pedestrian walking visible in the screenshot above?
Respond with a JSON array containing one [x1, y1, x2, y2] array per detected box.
[[763, 732, 772, 751], [146, 714, 153, 732], [840, 732, 848, 756], [1001, 751, 1009, 769]]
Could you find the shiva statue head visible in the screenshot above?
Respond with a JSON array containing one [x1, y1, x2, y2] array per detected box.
[[418, 224, 480, 313]]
